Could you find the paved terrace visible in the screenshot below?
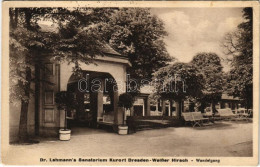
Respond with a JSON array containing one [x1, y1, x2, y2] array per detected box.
[[5, 121, 252, 164]]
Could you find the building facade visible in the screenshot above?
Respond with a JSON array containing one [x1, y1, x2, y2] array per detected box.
[[10, 45, 131, 142]]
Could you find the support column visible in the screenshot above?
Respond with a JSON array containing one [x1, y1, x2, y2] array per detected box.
[[144, 97, 150, 116], [225, 102, 229, 108], [210, 102, 213, 112], [170, 100, 173, 117], [167, 101, 170, 116], [76, 91, 85, 120], [175, 100, 181, 119], [161, 99, 166, 116], [90, 91, 98, 123], [97, 91, 103, 121], [113, 91, 119, 125], [235, 102, 238, 112], [89, 79, 104, 124], [142, 99, 145, 116], [130, 106, 134, 116], [158, 99, 161, 111], [216, 102, 221, 109], [97, 80, 104, 122]]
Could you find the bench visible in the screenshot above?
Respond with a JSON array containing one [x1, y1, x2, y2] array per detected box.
[[216, 108, 238, 120], [182, 112, 209, 127], [236, 108, 252, 121]]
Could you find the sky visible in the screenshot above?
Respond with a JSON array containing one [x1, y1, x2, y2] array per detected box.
[[151, 8, 244, 71]]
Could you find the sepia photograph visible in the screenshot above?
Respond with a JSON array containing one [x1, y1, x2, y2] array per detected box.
[[1, 1, 259, 166]]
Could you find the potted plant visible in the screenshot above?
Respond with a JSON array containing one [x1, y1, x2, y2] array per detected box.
[[55, 91, 76, 141], [118, 93, 134, 135]]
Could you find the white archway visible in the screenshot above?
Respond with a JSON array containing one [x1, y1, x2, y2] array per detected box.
[[60, 57, 130, 95]]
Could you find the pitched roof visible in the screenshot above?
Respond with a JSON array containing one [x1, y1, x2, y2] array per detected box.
[[101, 44, 122, 56], [39, 22, 123, 57], [221, 93, 240, 100]]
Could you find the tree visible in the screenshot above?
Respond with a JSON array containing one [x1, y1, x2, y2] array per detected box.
[[118, 93, 135, 125], [51, 8, 116, 72], [222, 8, 253, 109], [10, 8, 56, 142], [55, 91, 77, 130], [152, 63, 204, 118], [99, 8, 172, 81], [191, 53, 224, 113], [9, 8, 113, 142]]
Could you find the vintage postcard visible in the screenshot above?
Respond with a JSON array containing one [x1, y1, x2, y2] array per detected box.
[[1, 1, 259, 166]]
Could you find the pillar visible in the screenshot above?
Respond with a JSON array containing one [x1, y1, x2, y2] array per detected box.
[[144, 97, 150, 116], [130, 106, 134, 116], [113, 91, 120, 125], [96, 79, 104, 122], [161, 99, 166, 116], [97, 91, 103, 121], [76, 91, 85, 120], [175, 100, 181, 119], [158, 99, 161, 111], [235, 102, 238, 112], [216, 102, 221, 109], [170, 100, 173, 117], [210, 103, 213, 112], [142, 99, 145, 116], [90, 91, 98, 123], [225, 102, 229, 108]]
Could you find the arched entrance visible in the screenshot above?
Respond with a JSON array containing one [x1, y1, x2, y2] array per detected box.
[[66, 70, 119, 128]]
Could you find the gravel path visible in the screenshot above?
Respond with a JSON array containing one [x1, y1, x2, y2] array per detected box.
[[3, 121, 252, 164]]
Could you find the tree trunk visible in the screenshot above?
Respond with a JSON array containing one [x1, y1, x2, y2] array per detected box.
[[14, 8, 19, 28], [9, 9, 14, 27], [19, 100, 29, 142], [34, 64, 40, 135], [18, 67, 31, 142], [65, 109, 67, 130], [17, 9, 34, 142], [123, 108, 126, 126], [24, 10, 32, 30], [9, 8, 19, 29]]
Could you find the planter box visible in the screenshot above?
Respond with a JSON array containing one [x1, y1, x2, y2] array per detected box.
[[118, 126, 128, 135], [59, 129, 71, 141]]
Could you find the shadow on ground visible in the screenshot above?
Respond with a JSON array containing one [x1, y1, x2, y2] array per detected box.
[[188, 120, 253, 131], [226, 141, 253, 157]]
